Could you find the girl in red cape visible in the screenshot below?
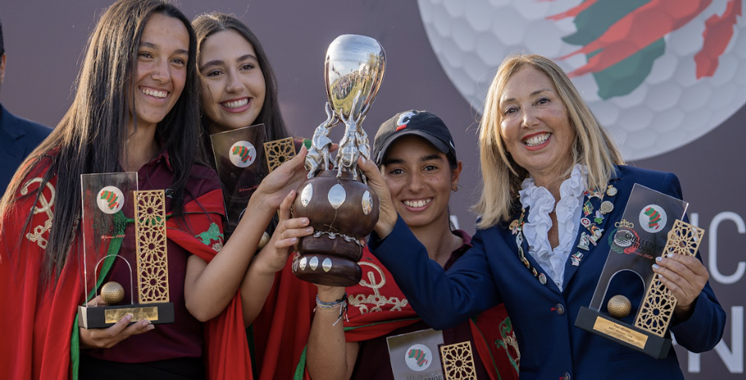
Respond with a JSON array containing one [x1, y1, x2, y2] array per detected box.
[[192, 13, 318, 380], [304, 110, 519, 380], [0, 1, 309, 379]]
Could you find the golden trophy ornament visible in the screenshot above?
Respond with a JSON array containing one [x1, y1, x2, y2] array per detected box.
[[101, 281, 125, 305]]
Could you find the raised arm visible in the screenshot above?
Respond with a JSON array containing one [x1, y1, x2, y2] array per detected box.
[[306, 285, 359, 380], [239, 190, 313, 325], [358, 155, 500, 329], [184, 148, 309, 322]]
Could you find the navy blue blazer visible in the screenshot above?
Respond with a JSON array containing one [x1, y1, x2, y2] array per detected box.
[[370, 165, 725, 380], [0, 103, 52, 195]]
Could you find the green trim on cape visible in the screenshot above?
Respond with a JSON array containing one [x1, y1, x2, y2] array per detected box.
[[70, 211, 132, 380]]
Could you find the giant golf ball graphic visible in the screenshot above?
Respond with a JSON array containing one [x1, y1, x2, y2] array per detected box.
[[418, 0, 746, 160]]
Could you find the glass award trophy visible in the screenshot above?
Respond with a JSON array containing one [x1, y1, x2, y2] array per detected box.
[[575, 184, 705, 358], [78, 173, 174, 329], [210, 124, 268, 236]]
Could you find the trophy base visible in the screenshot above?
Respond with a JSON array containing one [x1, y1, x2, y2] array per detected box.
[[293, 253, 362, 287], [298, 233, 363, 262], [575, 306, 671, 359], [78, 302, 175, 329]]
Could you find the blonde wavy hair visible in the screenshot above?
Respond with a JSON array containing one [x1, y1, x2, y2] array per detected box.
[[473, 54, 624, 229]]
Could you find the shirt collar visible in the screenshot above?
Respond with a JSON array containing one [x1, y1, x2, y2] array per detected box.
[[150, 145, 173, 171], [444, 229, 473, 270]]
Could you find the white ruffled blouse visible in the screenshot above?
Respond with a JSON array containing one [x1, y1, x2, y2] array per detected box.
[[519, 164, 586, 291]]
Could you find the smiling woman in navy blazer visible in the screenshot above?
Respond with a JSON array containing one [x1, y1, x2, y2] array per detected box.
[[357, 54, 725, 380]]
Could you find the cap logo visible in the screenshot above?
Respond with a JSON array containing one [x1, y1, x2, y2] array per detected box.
[[396, 111, 418, 131]]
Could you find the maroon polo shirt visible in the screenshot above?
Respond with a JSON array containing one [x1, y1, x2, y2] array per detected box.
[[350, 229, 490, 379], [85, 151, 222, 363]]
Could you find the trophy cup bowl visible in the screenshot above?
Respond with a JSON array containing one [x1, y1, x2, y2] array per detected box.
[[292, 35, 385, 287]]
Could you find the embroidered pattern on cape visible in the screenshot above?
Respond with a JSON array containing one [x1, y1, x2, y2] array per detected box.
[[21, 178, 56, 249], [495, 317, 521, 371], [195, 222, 224, 252], [348, 261, 408, 314]]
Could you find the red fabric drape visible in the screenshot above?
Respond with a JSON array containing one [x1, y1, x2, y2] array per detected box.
[[166, 188, 253, 380]]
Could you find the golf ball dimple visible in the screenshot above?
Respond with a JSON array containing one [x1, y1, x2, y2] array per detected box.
[[418, 0, 746, 160]]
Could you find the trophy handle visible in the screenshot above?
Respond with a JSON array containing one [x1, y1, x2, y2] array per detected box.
[[305, 102, 339, 179]]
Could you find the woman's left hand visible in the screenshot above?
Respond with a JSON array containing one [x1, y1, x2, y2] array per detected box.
[[653, 253, 710, 320]]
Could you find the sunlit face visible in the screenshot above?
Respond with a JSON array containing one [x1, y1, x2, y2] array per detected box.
[[198, 30, 266, 133], [499, 66, 576, 179], [132, 13, 189, 130], [381, 135, 461, 230]]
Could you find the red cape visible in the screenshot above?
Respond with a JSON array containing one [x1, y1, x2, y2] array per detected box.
[[0, 174, 83, 380], [251, 254, 317, 380], [166, 188, 253, 380], [0, 169, 251, 380]]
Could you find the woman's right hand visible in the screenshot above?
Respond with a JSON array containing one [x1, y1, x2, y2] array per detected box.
[[254, 145, 309, 210], [253, 190, 314, 274], [357, 156, 397, 239], [79, 296, 154, 349]]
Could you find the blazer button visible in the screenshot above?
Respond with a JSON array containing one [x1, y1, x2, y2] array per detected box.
[[555, 303, 565, 316], [561, 372, 571, 380]]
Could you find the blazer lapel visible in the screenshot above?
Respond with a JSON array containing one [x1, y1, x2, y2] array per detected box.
[[508, 206, 562, 293], [562, 181, 621, 290]]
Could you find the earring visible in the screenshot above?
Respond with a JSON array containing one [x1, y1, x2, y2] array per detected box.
[[453, 185, 459, 192]]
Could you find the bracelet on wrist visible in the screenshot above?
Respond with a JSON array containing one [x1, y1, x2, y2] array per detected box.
[[314, 293, 349, 326]]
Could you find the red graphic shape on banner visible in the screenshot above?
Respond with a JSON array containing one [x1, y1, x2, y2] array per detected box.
[[553, 0, 718, 78], [695, 0, 742, 78]]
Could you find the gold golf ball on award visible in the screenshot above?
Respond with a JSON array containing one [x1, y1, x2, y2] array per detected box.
[[291, 34, 385, 287]]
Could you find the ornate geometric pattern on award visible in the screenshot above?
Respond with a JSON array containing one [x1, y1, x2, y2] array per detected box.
[[264, 137, 296, 172], [134, 190, 169, 304], [634, 219, 704, 336], [440, 341, 477, 380]]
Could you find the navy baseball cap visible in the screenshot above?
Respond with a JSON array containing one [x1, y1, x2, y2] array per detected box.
[[372, 110, 457, 165]]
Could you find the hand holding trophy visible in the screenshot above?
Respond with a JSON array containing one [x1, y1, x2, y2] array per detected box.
[[291, 35, 386, 286]]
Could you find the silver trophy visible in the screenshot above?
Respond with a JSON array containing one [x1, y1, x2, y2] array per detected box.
[[293, 35, 385, 286]]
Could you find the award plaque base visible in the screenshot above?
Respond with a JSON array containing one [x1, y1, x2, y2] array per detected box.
[[576, 306, 671, 359], [78, 302, 174, 329]]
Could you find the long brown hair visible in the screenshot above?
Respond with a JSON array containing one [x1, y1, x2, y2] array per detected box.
[[0, 0, 201, 284]]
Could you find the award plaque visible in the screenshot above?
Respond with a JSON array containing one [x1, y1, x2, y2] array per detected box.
[[440, 341, 477, 380], [575, 184, 705, 358], [78, 173, 174, 329], [210, 124, 268, 236], [291, 34, 385, 286], [386, 329, 445, 380]]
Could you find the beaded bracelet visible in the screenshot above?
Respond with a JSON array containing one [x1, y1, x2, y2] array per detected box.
[[315, 293, 349, 326]]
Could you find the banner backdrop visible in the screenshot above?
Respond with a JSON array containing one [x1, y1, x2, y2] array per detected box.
[[0, 0, 742, 378]]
